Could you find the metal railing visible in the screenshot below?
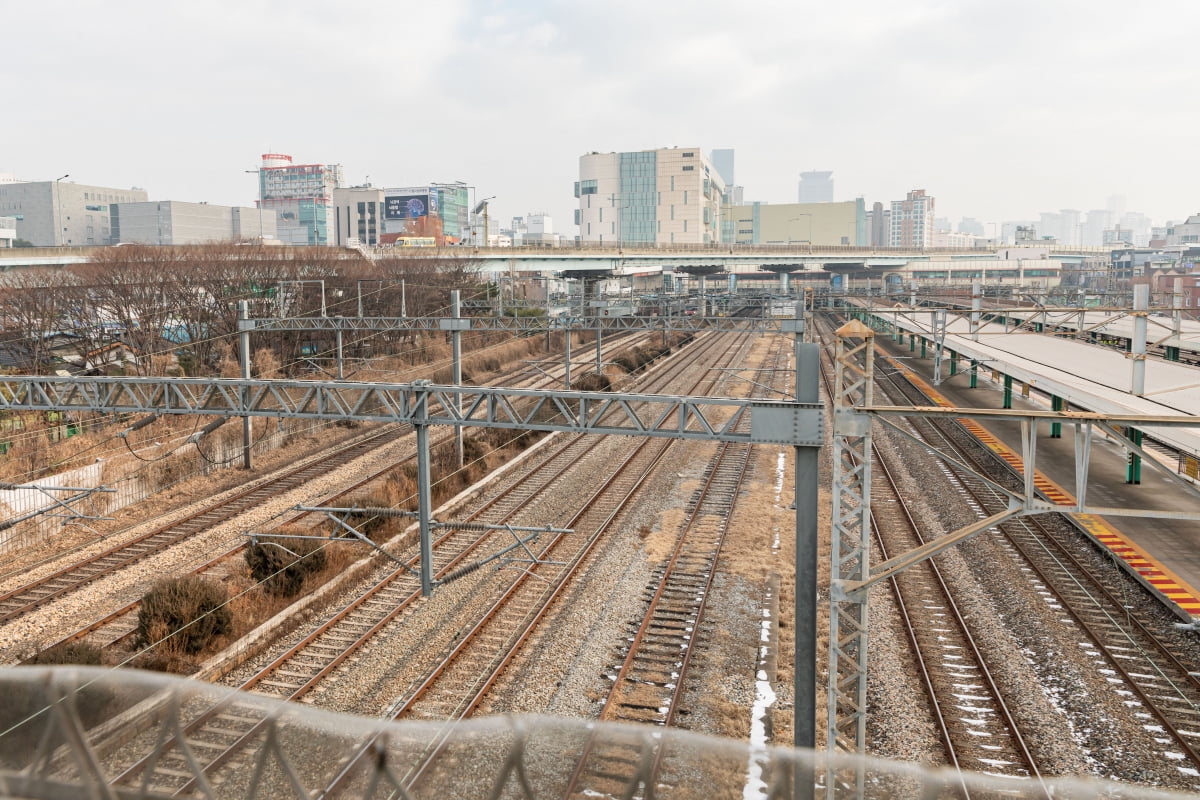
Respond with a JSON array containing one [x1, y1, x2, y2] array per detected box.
[[0, 667, 1159, 799]]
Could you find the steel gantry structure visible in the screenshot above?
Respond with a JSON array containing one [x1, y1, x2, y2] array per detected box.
[[827, 319, 1200, 795], [11, 309, 1200, 794], [0, 358, 828, 759]]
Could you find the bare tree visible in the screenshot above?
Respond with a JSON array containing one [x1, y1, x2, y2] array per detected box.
[[70, 247, 192, 376], [0, 269, 83, 374]]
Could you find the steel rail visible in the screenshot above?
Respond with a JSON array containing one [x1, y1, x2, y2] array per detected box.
[[12, 329, 662, 653], [818, 313, 1045, 789], [105, 329, 736, 796], [561, 334, 785, 799], [876, 347, 1200, 774], [318, 331, 759, 797]]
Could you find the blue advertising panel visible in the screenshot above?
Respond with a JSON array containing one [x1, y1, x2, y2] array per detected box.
[[385, 193, 435, 220]]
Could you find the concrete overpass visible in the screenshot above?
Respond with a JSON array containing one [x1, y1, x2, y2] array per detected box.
[[0, 243, 1113, 287]]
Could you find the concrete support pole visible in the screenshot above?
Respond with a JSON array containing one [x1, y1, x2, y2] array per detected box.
[[238, 301, 253, 470], [781, 271, 791, 294], [451, 290, 463, 468], [1168, 280, 1181, 363], [1132, 283, 1148, 396], [335, 329, 344, 380], [595, 323, 603, 374], [564, 327, 572, 389], [971, 281, 981, 342], [1172, 278, 1183, 361]]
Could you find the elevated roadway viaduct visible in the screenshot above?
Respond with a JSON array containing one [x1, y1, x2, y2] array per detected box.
[[0, 243, 1113, 291]]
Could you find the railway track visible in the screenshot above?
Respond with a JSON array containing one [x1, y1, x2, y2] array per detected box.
[[98, 328, 753, 797], [3, 329, 664, 653], [561, 333, 790, 799], [873, 344, 1200, 779], [0, 425, 402, 626], [816, 315, 1044, 786]]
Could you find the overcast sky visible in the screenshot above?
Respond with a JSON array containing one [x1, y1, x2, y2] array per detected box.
[[5, 1, 1197, 232]]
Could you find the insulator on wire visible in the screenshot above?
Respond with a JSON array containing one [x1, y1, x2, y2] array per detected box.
[[189, 417, 230, 443], [440, 560, 484, 584], [118, 414, 161, 438]]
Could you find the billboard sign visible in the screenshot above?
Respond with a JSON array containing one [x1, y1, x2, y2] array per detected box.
[[385, 190, 439, 221]]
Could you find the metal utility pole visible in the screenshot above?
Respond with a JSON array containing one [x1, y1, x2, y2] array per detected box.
[[827, 319, 875, 796], [238, 301, 253, 470], [786, 308, 819, 798], [413, 382, 435, 596], [55, 174, 69, 246], [932, 308, 947, 385], [451, 290, 464, 468]]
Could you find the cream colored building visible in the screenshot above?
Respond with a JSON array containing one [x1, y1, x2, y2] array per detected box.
[[722, 200, 866, 246], [576, 147, 725, 244]]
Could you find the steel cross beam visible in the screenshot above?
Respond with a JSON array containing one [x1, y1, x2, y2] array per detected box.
[[0, 376, 821, 444], [238, 314, 789, 334]]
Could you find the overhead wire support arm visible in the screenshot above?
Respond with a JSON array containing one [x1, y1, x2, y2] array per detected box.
[[439, 524, 574, 585]]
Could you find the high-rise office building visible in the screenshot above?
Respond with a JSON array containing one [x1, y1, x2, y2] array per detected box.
[[797, 171, 834, 203], [958, 217, 986, 237], [377, 184, 470, 244], [889, 189, 935, 247], [255, 153, 343, 246], [576, 147, 725, 244], [711, 149, 735, 187], [867, 202, 890, 247]]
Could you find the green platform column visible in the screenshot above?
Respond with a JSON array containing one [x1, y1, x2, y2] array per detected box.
[[1050, 396, 1063, 439], [920, 338, 927, 359], [1003, 374, 1013, 409], [950, 350, 958, 376], [909, 334, 915, 352], [1167, 346, 1180, 362], [1126, 428, 1143, 484], [970, 359, 978, 388]]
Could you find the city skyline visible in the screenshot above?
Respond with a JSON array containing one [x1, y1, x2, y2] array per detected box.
[[4, 1, 1196, 233]]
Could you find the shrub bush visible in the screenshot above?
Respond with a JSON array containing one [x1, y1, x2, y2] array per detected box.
[[572, 372, 612, 392], [136, 576, 231, 654], [244, 533, 328, 596], [26, 641, 104, 666]]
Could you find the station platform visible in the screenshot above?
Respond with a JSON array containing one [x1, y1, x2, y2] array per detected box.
[[861, 305, 1200, 460], [951, 304, 1200, 358], [863, 321, 1200, 621]]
